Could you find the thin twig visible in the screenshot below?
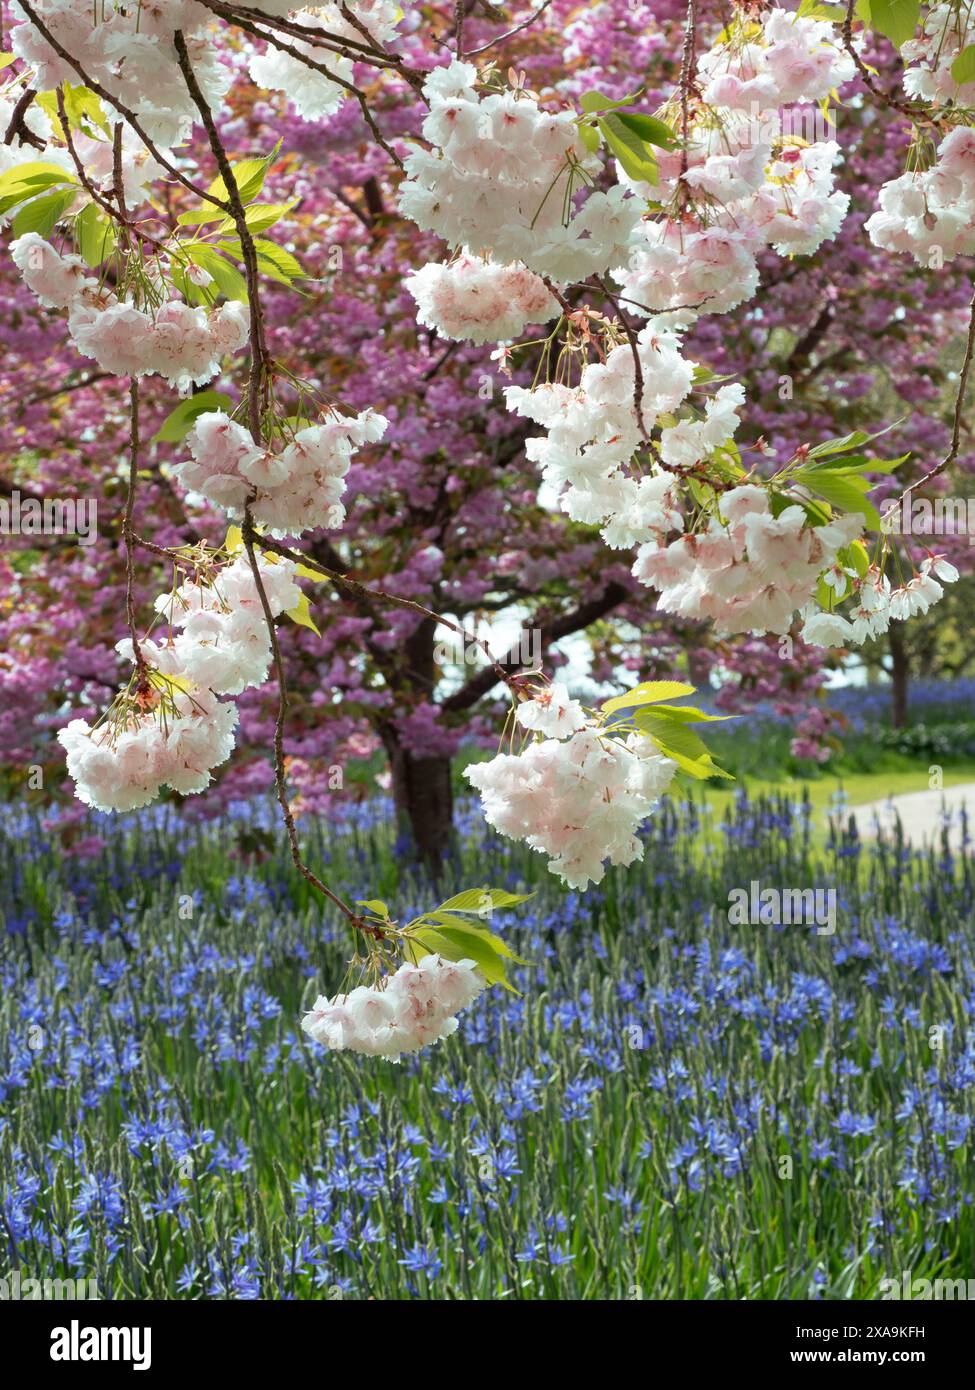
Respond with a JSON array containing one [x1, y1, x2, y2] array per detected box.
[[174, 28, 270, 443], [465, 0, 554, 57], [898, 285, 975, 501]]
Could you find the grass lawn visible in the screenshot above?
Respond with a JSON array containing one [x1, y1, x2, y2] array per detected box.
[[685, 757, 975, 830]]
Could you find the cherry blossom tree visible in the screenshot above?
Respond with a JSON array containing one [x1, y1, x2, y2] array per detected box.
[[1, 0, 972, 1054]]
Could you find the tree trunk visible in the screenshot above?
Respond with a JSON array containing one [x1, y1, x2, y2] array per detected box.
[[888, 624, 909, 728], [386, 743, 455, 875], [379, 613, 455, 876]]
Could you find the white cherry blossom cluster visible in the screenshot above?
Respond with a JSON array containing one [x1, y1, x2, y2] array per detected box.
[[617, 134, 849, 308], [10, 1, 229, 148], [866, 127, 975, 266], [696, 7, 855, 111], [398, 60, 642, 283], [800, 553, 959, 648], [174, 408, 388, 537], [405, 253, 558, 344], [137, 553, 302, 697], [504, 320, 698, 535], [58, 553, 301, 811], [58, 691, 238, 813], [632, 485, 866, 637], [900, 3, 975, 107], [465, 683, 677, 888], [12, 234, 249, 388], [301, 953, 485, 1059], [248, 3, 411, 120]]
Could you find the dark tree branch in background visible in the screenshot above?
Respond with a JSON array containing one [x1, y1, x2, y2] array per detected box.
[[442, 580, 629, 712], [123, 380, 147, 675], [466, 0, 554, 56]]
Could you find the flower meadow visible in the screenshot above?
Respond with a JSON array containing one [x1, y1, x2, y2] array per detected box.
[[2, 790, 974, 1301]]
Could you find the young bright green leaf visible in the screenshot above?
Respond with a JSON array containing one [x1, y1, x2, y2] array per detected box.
[[634, 711, 710, 761], [601, 680, 696, 716], [154, 391, 234, 444], [866, 0, 921, 49], [613, 110, 677, 150], [357, 899, 390, 918], [951, 44, 975, 85], [597, 113, 658, 183], [11, 185, 77, 238], [425, 913, 527, 963], [74, 201, 116, 267], [642, 704, 735, 724], [434, 887, 534, 915], [579, 88, 645, 114], [215, 202, 297, 236], [577, 122, 601, 153], [797, 470, 883, 530], [183, 243, 249, 302]]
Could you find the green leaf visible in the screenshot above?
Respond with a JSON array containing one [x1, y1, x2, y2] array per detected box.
[[579, 88, 644, 115], [409, 925, 522, 993], [11, 185, 76, 238], [426, 914, 527, 963], [601, 680, 696, 716], [36, 84, 110, 137], [951, 45, 975, 85], [634, 711, 710, 761], [643, 704, 735, 724], [154, 391, 233, 444], [218, 236, 303, 287], [597, 113, 658, 183], [183, 243, 249, 302], [215, 201, 297, 235], [841, 539, 871, 579], [434, 887, 534, 915], [356, 899, 390, 917], [613, 110, 677, 151], [798, 470, 882, 530], [797, 1, 848, 17], [577, 122, 601, 153], [866, 0, 920, 49], [74, 201, 115, 267], [0, 162, 75, 215]]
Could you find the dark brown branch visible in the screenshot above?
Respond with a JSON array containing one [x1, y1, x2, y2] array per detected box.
[[465, 0, 554, 56], [443, 580, 629, 712], [174, 28, 270, 444]]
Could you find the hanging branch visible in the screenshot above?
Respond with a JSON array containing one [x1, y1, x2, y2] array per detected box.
[[897, 285, 975, 503], [18, 0, 232, 212], [254, 533, 520, 692], [465, 0, 554, 57], [3, 85, 45, 149], [840, 0, 940, 129], [171, 29, 375, 935], [210, 7, 406, 168]]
